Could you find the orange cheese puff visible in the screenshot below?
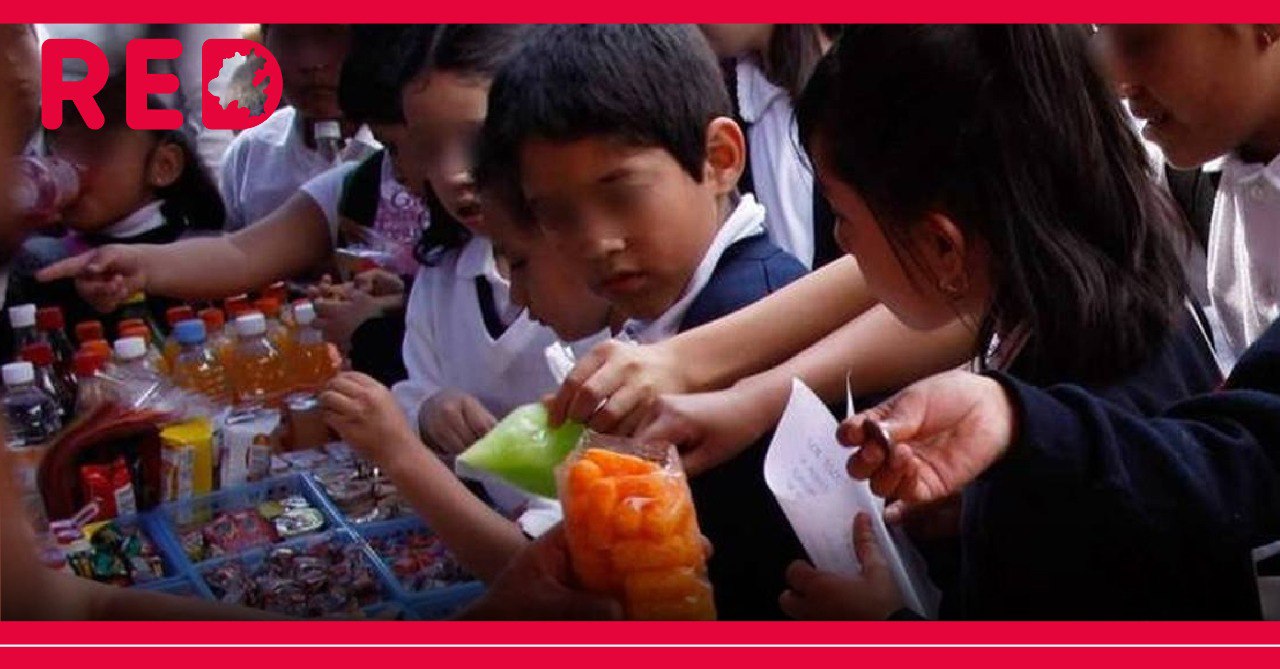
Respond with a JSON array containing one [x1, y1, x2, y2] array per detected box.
[[584, 477, 620, 550], [611, 534, 703, 572], [584, 448, 659, 476], [613, 496, 651, 538], [623, 567, 712, 603]]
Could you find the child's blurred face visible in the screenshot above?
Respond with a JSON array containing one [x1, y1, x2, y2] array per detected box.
[[46, 126, 163, 232], [485, 199, 612, 341], [698, 24, 772, 59], [1095, 24, 1280, 166], [521, 137, 725, 322], [813, 140, 988, 331], [265, 25, 349, 122], [401, 72, 487, 232]]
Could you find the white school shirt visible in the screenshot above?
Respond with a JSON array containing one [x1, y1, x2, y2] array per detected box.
[[622, 194, 767, 344], [735, 59, 817, 268], [299, 154, 428, 275], [1204, 153, 1280, 372], [218, 106, 380, 232], [391, 236, 599, 529]]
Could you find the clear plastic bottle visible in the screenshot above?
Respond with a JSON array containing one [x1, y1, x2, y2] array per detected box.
[[36, 307, 78, 393], [21, 342, 74, 419], [74, 350, 116, 415], [119, 324, 167, 375], [228, 313, 288, 407], [170, 320, 232, 405], [255, 297, 292, 356], [80, 339, 113, 363], [199, 307, 235, 364], [10, 155, 81, 221], [8, 303, 39, 360], [314, 120, 343, 165], [118, 293, 165, 350], [288, 302, 336, 393], [163, 306, 196, 369], [112, 336, 162, 406], [3, 361, 63, 446]]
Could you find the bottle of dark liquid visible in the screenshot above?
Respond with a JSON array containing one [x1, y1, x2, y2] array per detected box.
[[36, 307, 78, 387], [21, 342, 75, 419]]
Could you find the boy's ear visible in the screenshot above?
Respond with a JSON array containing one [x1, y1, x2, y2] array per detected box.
[[1256, 24, 1280, 49], [146, 141, 184, 190], [915, 213, 971, 298], [703, 116, 746, 195]]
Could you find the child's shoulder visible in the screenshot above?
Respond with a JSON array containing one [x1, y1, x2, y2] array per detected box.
[[681, 234, 808, 332]]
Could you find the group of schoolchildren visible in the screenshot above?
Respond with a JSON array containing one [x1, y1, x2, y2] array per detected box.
[[5, 23, 1280, 621]]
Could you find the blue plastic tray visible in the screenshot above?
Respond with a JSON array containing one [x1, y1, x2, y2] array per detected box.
[[156, 474, 340, 565], [355, 517, 485, 606]]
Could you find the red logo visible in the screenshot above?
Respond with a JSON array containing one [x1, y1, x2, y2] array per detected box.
[[41, 38, 283, 132]]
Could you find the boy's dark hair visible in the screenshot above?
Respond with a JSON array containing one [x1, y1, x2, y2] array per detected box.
[[339, 25, 435, 126], [406, 25, 530, 266], [484, 24, 732, 190], [797, 25, 1189, 384], [54, 78, 224, 232]]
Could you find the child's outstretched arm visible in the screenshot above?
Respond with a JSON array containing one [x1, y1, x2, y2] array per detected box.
[[321, 372, 530, 582], [36, 193, 335, 309]]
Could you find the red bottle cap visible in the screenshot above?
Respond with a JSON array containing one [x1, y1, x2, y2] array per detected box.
[[75, 320, 104, 344], [255, 297, 281, 318], [21, 341, 54, 366], [263, 281, 287, 305], [36, 306, 64, 331], [74, 350, 105, 378], [117, 319, 145, 337], [119, 325, 150, 341], [199, 307, 226, 332], [165, 305, 195, 328], [81, 339, 112, 359]]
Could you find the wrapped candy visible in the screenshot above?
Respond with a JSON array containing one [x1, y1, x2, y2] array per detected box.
[[557, 436, 716, 620], [366, 528, 472, 592], [202, 539, 384, 617]]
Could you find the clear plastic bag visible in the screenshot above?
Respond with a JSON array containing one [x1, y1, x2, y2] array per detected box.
[[556, 433, 716, 620]]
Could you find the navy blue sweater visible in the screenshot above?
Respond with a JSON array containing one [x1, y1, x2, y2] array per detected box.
[[956, 319, 1280, 619]]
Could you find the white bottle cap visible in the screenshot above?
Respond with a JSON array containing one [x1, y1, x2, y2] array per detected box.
[[293, 302, 316, 326], [3, 361, 34, 387], [236, 312, 267, 337], [114, 336, 148, 361], [314, 120, 341, 141], [8, 304, 36, 329]]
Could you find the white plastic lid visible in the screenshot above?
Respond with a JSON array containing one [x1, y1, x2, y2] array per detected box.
[[314, 120, 341, 140], [8, 304, 36, 328], [114, 336, 148, 361], [3, 361, 34, 387], [293, 302, 316, 326], [236, 312, 267, 337]]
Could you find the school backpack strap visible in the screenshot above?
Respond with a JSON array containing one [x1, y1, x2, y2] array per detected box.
[[337, 148, 388, 232], [1164, 164, 1222, 251]]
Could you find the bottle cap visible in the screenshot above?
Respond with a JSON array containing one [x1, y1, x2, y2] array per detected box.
[[74, 350, 105, 378], [119, 325, 150, 341], [114, 337, 147, 361], [264, 281, 287, 304], [225, 295, 251, 319], [75, 320, 104, 344], [20, 342, 54, 367], [117, 319, 145, 337], [36, 306, 65, 331], [81, 340, 112, 359], [235, 312, 267, 337], [199, 308, 226, 332], [314, 120, 341, 141], [3, 362, 34, 387], [255, 297, 281, 318], [166, 306, 195, 328], [8, 304, 36, 329], [292, 302, 317, 326], [174, 319, 207, 345]]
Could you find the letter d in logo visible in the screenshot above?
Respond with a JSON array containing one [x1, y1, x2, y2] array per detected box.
[[201, 39, 283, 131]]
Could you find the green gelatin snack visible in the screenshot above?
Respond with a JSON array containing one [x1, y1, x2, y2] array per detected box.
[[456, 403, 585, 498]]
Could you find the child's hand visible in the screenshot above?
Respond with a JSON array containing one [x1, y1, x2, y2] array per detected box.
[[546, 339, 685, 434], [320, 372, 420, 466], [36, 244, 147, 313], [420, 389, 498, 456], [635, 384, 778, 477], [353, 268, 405, 298], [779, 513, 906, 620], [839, 370, 1015, 522], [314, 288, 382, 353], [458, 524, 623, 620]]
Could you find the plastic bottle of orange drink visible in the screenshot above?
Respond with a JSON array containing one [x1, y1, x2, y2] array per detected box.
[[227, 312, 288, 408], [170, 320, 232, 405], [558, 436, 716, 620], [162, 305, 195, 369], [198, 307, 235, 364], [287, 302, 336, 393]]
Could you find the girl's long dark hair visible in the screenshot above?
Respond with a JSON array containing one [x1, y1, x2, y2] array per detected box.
[[406, 24, 530, 266], [761, 25, 831, 100], [797, 25, 1189, 383]]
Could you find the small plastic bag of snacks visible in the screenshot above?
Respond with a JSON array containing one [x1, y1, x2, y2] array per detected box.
[[556, 434, 716, 620], [456, 403, 584, 498]]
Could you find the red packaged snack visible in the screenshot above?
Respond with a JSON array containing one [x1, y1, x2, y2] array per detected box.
[[79, 456, 136, 521]]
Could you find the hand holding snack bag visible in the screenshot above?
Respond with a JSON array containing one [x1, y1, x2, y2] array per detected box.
[[557, 435, 716, 620]]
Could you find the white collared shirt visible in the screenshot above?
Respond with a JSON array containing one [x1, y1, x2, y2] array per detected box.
[[736, 59, 817, 268], [218, 106, 380, 232], [1205, 152, 1280, 372], [100, 201, 167, 240], [622, 194, 768, 344]]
